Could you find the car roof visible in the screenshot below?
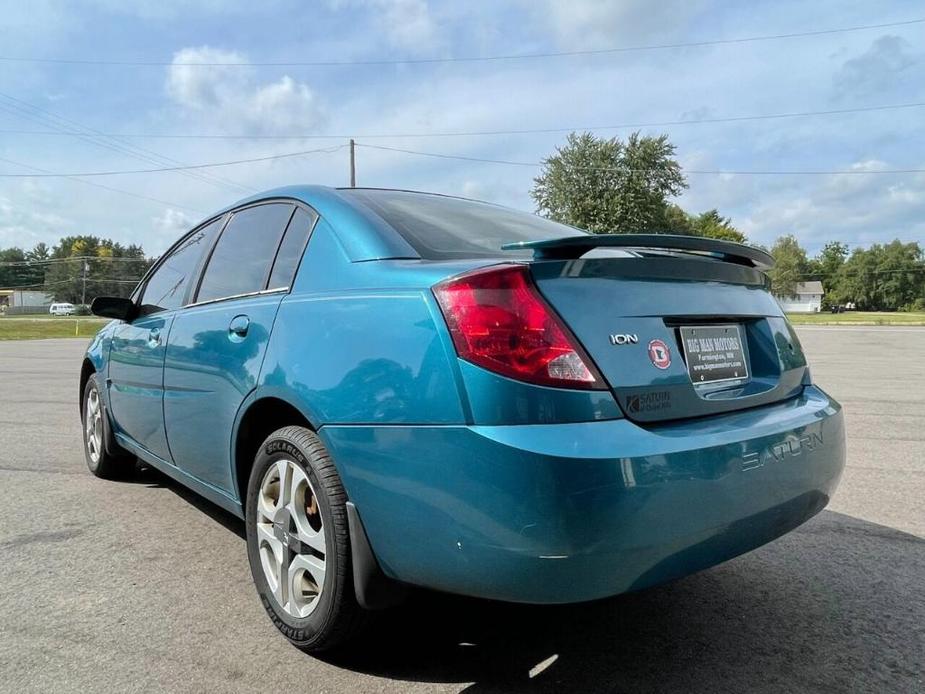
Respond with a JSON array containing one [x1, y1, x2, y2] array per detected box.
[[207, 185, 419, 262]]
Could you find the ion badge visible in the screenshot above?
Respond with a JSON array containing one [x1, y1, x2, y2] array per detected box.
[[647, 339, 671, 370]]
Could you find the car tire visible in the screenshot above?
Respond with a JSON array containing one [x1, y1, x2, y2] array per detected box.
[[245, 426, 368, 652], [82, 373, 134, 479]]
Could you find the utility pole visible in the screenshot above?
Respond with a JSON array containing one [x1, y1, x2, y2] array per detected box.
[[349, 138, 356, 188], [81, 261, 89, 306]]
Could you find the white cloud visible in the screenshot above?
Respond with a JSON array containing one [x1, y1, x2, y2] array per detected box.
[[327, 0, 440, 52], [530, 0, 707, 49], [246, 76, 323, 131], [376, 0, 438, 51], [166, 47, 325, 133], [153, 208, 193, 234], [166, 47, 249, 109], [737, 163, 925, 251], [0, 192, 70, 250]]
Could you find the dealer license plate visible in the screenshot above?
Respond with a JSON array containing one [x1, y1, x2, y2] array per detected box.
[[679, 324, 749, 384]]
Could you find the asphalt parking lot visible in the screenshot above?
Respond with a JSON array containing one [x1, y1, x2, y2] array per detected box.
[[0, 328, 922, 693]]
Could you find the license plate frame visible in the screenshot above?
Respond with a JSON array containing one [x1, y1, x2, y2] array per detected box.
[[679, 324, 749, 385]]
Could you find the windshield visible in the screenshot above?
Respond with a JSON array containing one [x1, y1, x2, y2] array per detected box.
[[340, 188, 586, 259]]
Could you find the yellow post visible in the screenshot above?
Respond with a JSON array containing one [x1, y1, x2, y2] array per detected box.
[[75, 320, 79, 337]]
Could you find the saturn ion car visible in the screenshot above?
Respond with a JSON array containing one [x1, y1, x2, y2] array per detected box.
[[82, 186, 845, 651]]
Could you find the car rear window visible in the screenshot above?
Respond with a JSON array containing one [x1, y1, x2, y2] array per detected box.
[[340, 189, 585, 259]]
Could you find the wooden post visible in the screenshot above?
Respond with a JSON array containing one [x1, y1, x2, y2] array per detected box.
[[349, 139, 356, 188]]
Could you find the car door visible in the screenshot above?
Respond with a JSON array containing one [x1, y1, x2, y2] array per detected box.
[[107, 217, 224, 461], [162, 202, 316, 494]]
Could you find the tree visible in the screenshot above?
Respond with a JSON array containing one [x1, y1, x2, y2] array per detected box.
[[28, 242, 50, 261], [661, 205, 747, 242], [0, 244, 55, 290], [43, 235, 151, 304], [767, 235, 809, 297], [532, 131, 687, 233], [689, 209, 747, 243], [876, 241, 924, 310], [835, 247, 877, 309], [661, 204, 695, 235], [834, 241, 923, 310], [808, 241, 848, 307], [0, 247, 28, 288]]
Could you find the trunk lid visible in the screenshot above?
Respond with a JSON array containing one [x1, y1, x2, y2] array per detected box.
[[529, 253, 807, 422]]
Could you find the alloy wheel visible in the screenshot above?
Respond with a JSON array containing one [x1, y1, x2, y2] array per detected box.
[[256, 459, 327, 618], [85, 386, 103, 464]]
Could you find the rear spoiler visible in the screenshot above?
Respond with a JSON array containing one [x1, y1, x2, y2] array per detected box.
[[501, 234, 774, 271]]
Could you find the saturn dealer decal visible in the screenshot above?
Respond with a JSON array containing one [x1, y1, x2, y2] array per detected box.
[[647, 339, 672, 370]]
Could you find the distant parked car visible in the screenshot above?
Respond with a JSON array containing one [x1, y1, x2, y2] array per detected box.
[[49, 302, 76, 316], [80, 186, 846, 652]]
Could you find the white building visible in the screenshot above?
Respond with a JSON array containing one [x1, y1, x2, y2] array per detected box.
[[0, 289, 53, 309], [776, 281, 824, 313]]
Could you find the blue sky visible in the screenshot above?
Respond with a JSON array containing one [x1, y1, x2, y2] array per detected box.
[[0, 0, 922, 256]]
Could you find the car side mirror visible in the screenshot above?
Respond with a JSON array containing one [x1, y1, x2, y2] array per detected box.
[[90, 296, 137, 322]]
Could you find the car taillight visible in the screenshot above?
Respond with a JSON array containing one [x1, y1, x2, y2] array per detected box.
[[432, 264, 604, 390]]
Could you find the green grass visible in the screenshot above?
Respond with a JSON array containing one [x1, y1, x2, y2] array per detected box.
[[0, 316, 109, 340], [787, 311, 925, 326], [1, 311, 922, 340]]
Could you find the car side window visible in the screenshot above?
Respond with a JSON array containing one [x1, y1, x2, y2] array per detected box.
[[267, 207, 317, 289], [140, 217, 223, 313], [196, 203, 295, 304]]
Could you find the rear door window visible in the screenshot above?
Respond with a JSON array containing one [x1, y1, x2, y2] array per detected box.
[[140, 217, 222, 313], [196, 203, 295, 303], [267, 207, 317, 289]]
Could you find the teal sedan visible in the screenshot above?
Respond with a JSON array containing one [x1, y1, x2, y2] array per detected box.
[[81, 187, 845, 652]]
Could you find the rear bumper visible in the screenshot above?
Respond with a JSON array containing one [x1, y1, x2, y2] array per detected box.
[[321, 385, 845, 603]]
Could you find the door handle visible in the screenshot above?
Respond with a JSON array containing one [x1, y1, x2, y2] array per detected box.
[[228, 315, 250, 340], [148, 328, 161, 346]]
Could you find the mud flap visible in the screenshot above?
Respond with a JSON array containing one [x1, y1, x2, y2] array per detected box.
[[346, 501, 408, 610]]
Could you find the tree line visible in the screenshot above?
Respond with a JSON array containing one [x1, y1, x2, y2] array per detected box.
[[0, 236, 152, 305], [767, 236, 924, 312], [532, 131, 925, 311]]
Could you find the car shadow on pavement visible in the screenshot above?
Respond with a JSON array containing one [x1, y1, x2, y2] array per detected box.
[[329, 511, 924, 693], [136, 465, 924, 693], [131, 462, 247, 540]]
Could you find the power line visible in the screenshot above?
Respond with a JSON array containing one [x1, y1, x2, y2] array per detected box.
[[0, 280, 76, 290], [354, 142, 925, 175], [0, 145, 346, 178], [0, 102, 921, 141], [0, 18, 921, 67], [1, 140, 919, 180], [0, 156, 205, 214], [0, 278, 144, 290], [0, 92, 253, 195], [0, 256, 151, 267]]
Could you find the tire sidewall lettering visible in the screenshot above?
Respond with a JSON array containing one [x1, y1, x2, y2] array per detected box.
[[264, 440, 306, 465]]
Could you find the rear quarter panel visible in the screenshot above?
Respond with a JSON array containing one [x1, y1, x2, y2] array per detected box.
[[256, 218, 467, 425]]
